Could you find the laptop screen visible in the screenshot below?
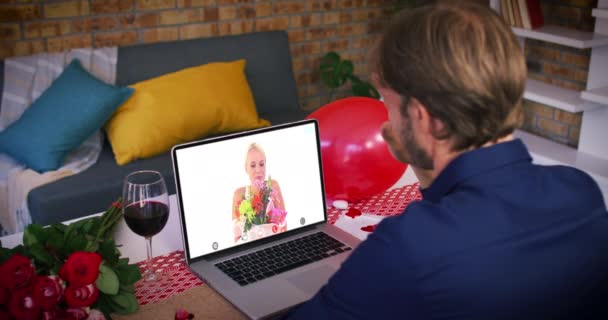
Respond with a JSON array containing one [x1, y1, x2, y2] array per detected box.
[[173, 120, 327, 259]]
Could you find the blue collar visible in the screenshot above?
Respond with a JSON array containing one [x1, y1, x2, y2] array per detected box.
[[421, 139, 533, 202]]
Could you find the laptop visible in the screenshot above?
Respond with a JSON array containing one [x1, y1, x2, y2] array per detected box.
[[171, 119, 362, 319]]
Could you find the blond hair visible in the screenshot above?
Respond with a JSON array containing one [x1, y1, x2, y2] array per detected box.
[[370, 1, 526, 151], [244, 142, 266, 167]]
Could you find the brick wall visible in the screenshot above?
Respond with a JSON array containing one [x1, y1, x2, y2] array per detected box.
[[0, 0, 396, 112], [1, 0, 596, 147], [521, 0, 598, 148]]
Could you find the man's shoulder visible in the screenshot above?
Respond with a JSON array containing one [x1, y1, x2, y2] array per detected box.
[[537, 162, 597, 181], [372, 200, 458, 258], [532, 163, 604, 203]]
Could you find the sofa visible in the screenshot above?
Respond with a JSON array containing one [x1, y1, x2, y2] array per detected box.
[[0, 30, 311, 226]]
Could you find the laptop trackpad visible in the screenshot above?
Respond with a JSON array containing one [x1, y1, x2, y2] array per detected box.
[[286, 265, 336, 295]]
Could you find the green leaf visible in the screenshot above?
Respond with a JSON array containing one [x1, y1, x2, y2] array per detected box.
[[69, 218, 87, 231], [110, 292, 139, 314], [319, 51, 340, 69], [352, 81, 375, 98], [84, 241, 99, 253], [120, 283, 135, 293], [63, 222, 77, 243], [116, 264, 142, 285], [69, 234, 88, 252], [64, 217, 94, 240], [46, 229, 65, 252], [99, 240, 119, 266], [96, 264, 120, 295], [50, 264, 61, 275], [0, 247, 14, 264], [94, 294, 115, 320], [24, 224, 48, 247], [319, 51, 353, 89], [117, 257, 130, 266], [29, 244, 55, 267], [50, 223, 67, 233], [11, 245, 26, 255], [82, 218, 102, 236], [337, 60, 354, 78]]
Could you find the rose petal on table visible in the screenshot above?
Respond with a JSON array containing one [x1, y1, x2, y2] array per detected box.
[[361, 224, 377, 232], [345, 208, 362, 219], [175, 308, 194, 320]]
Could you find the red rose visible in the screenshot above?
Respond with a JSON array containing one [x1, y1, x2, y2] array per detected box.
[[8, 286, 41, 320], [59, 252, 102, 287], [0, 309, 11, 320], [0, 287, 9, 305], [0, 253, 35, 290], [65, 307, 90, 320], [33, 275, 65, 310], [65, 284, 99, 307]]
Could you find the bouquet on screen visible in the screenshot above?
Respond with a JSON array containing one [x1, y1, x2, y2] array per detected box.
[[238, 176, 287, 235], [0, 199, 141, 320]]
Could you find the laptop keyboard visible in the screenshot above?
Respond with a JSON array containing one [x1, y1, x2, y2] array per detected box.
[[215, 232, 352, 286]]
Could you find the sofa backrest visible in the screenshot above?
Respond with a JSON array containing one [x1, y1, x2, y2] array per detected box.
[[0, 30, 300, 116], [116, 30, 300, 114]]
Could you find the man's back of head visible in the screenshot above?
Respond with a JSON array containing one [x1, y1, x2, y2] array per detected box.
[[372, 1, 526, 152]]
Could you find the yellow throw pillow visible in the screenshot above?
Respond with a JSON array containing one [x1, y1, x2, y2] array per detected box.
[[105, 59, 270, 165]]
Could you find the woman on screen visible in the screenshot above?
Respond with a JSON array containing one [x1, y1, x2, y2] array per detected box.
[[232, 143, 287, 242]]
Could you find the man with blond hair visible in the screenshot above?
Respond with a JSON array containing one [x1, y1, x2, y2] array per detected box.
[[285, 2, 608, 319]]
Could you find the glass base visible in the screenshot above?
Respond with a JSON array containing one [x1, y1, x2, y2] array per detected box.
[[143, 268, 161, 282], [141, 269, 169, 292]]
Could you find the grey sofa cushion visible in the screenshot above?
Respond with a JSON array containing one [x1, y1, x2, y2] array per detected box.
[[27, 143, 174, 226], [116, 30, 300, 114]]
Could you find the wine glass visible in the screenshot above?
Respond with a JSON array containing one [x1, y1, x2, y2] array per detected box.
[[122, 170, 170, 283]]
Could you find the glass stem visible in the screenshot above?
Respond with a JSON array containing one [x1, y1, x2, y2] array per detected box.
[[146, 236, 154, 276]]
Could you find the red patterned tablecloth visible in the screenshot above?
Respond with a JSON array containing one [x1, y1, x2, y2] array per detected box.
[[326, 182, 422, 224], [134, 183, 422, 305]]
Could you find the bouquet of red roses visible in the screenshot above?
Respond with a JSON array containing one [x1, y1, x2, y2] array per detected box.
[[0, 199, 141, 320]]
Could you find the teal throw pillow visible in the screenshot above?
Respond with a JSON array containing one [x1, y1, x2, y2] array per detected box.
[[0, 59, 134, 172]]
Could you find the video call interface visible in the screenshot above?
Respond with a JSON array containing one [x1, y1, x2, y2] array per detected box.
[[175, 122, 326, 258]]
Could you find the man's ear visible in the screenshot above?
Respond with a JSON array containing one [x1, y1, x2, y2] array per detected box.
[[408, 98, 431, 132], [409, 98, 447, 138]]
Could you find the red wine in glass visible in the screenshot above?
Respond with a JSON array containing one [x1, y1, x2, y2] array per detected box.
[[123, 170, 169, 283], [124, 201, 169, 238]]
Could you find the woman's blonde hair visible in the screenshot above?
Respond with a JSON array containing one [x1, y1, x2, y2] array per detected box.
[[244, 142, 266, 168]]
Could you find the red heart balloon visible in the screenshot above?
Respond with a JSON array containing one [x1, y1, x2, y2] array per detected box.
[[306, 97, 408, 203]]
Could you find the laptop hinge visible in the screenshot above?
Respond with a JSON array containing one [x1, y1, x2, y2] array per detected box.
[[189, 222, 324, 264]]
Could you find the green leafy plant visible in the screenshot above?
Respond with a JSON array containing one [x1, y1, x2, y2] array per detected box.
[[0, 199, 141, 319], [317, 1, 423, 101], [319, 51, 380, 100]]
